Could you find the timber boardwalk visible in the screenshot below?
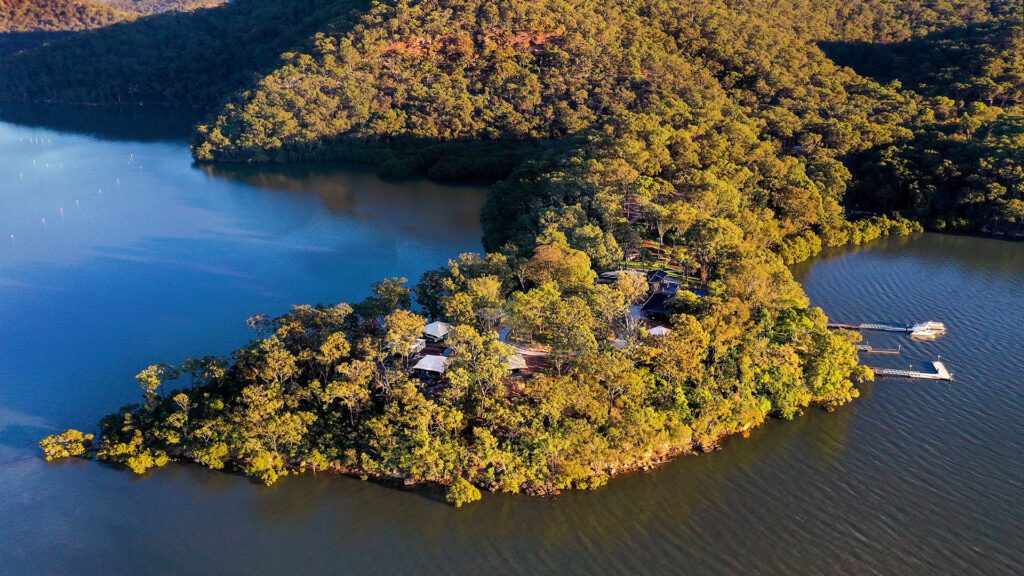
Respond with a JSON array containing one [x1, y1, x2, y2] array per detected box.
[[829, 320, 947, 339], [829, 322, 911, 332], [854, 344, 901, 355], [871, 361, 952, 381]]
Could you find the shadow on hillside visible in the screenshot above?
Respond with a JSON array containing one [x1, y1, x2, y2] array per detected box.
[[820, 21, 1020, 103], [0, 31, 75, 59], [0, 0, 370, 109]]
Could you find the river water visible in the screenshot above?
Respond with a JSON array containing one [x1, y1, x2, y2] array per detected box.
[[0, 108, 1021, 575]]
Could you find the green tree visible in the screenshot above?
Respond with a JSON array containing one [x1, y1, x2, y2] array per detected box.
[[39, 429, 94, 460], [446, 477, 482, 507], [385, 309, 426, 366]]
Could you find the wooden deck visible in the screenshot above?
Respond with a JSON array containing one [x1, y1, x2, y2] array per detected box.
[[829, 322, 911, 333], [871, 361, 952, 381], [854, 344, 902, 355]]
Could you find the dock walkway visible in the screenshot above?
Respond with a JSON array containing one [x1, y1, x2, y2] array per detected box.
[[828, 322, 910, 333], [871, 361, 952, 381], [854, 344, 901, 355]]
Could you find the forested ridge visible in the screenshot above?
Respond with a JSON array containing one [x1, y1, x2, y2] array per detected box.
[[0, 0, 370, 106], [0, 0, 224, 33], [30, 0, 1022, 504], [97, 0, 226, 15], [0, 0, 228, 59], [0, 0, 132, 33]]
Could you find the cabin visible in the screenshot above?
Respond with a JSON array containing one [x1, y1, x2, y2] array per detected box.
[[640, 292, 671, 319], [647, 326, 672, 337], [647, 269, 680, 295], [506, 353, 527, 374], [423, 321, 452, 342], [596, 268, 647, 285], [388, 338, 426, 356], [412, 354, 451, 377]]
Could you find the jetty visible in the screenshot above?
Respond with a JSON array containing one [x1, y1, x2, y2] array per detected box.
[[870, 360, 952, 381], [828, 322, 910, 332], [829, 320, 947, 339], [854, 344, 901, 355]]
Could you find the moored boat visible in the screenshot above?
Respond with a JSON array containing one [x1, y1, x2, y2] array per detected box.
[[910, 321, 947, 339]]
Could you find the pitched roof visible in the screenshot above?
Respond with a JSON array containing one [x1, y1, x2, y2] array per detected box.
[[412, 354, 451, 374], [648, 326, 673, 336], [506, 354, 527, 370], [641, 292, 671, 314], [423, 321, 452, 339], [647, 269, 668, 283]]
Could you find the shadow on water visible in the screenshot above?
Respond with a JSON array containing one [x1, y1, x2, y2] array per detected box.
[[0, 102, 196, 142]]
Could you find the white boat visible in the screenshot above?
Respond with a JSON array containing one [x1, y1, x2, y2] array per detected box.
[[910, 321, 946, 339]]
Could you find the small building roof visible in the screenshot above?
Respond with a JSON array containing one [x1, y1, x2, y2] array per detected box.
[[647, 270, 669, 283], [641, 292, 671, 315], [648, 326, 673, 337], [424, 321, 452, 340], [599, 269, 646, 280], [506, 354, 527, 370], [412, 354, 451, 374]]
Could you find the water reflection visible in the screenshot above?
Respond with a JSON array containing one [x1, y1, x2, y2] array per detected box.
[[201, 163, 486, 241]]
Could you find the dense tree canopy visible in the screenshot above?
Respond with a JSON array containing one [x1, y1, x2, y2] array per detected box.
[[828, 21, 1024, 232], [0, 0, 370, 106], [0, 0, 226, 33], [0, 0, 131, 33], [43, 247, 871, 498], [98, 0, 226, 15]]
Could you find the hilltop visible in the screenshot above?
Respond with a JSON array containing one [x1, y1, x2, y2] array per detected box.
[[0, 0, 131, 33], [98, 0, 225, 15]]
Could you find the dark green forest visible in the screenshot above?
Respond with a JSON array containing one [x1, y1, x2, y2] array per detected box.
[[0, 0, 372, 105], [22, 0, 1022, 504], [827, 21, 1024, 231]]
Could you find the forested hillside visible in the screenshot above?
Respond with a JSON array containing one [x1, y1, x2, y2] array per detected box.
[[0, 0, 131, 32], [826, 20, 1024, 232], [186, 0, 1021, 235], [0, 0, 229, 59], [97, 0, 225, 15], [0, 0, 369, 106]]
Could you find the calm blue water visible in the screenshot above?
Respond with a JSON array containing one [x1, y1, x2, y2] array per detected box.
[[0, 108, 1021, 575]]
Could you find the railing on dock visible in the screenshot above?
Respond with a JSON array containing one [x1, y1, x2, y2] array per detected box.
[[854, 344, 902, 355], [828, 322, 910, 333], [870, 361, 952, 381]]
